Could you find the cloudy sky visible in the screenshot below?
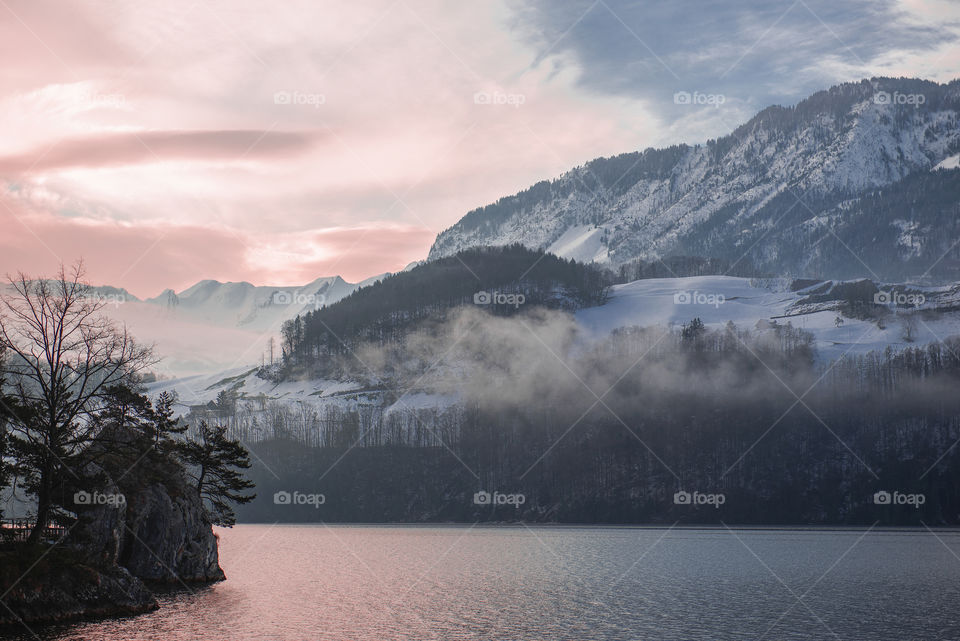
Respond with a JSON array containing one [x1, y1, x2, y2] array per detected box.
[[0, 0, 957, 297]]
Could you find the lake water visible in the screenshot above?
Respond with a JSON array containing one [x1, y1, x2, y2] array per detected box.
[[16, 525, 960, 640]]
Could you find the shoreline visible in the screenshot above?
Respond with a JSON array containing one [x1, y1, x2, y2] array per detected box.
[[228, 522, 960, 532]]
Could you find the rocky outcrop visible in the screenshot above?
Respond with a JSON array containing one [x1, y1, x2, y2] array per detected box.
[[121, 481, 224, 582], [0, 451, 226, 628], [69, 469, 224, 584], [0, 556, 158, 626]]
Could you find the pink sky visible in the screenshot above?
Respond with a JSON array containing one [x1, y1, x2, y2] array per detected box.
[[1, 0, 956, 298]]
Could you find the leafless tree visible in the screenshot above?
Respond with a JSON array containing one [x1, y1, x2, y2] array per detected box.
[[0, 262, 155, 542]]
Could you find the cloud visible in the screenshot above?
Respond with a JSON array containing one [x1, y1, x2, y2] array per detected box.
[[0, 130, 318, 173], [0, 193, 431, 297], [0, 0, 957, 297], [510, 0, 958, 127]]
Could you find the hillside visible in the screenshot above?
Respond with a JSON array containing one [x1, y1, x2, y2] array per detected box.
[[278, 245, 613, 377], [429, 77, 960, 282]]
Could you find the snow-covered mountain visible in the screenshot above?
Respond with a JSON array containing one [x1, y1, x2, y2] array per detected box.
[[89, 274, 386, 377], [429, 77, 960, 282], [142, 274, 385, 333]]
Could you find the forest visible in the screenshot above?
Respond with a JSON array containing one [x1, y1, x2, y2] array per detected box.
[[207, 309, 960, 525]]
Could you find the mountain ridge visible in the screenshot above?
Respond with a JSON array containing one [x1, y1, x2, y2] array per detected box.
[[428, 77, 960, 283]]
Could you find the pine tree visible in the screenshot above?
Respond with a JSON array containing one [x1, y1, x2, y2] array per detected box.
[[177, 420, 255, 527], [148, 391, 187, 449]]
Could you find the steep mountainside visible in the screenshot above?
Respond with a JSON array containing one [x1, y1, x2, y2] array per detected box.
[[429, 77, 960, 282]]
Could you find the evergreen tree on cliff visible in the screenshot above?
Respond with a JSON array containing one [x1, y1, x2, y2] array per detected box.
[[0, 263, 155, 543], [178, 420, 255, 527]]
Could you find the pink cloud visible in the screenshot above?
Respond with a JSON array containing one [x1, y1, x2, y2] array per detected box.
[[0, 0, 667, 295], [0, 130, 318, 173], [0, 195, 432, 297]]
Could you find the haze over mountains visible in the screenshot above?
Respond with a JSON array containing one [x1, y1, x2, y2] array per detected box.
[[82, 274, 386, 377]]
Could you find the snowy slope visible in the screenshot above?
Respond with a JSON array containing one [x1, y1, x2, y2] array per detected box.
[[429, 78, 960, 281], [151, 275, 960, 417], [547, 225, 609, 263], [577, 276, 960, 362], [935, 153, 960, 170]]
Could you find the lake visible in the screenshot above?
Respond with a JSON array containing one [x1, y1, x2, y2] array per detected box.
[[16, 525, 960, 640]]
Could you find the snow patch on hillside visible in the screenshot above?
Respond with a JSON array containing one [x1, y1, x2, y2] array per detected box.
[[934, 153, 960, 170], [547, 225, 609, 263]]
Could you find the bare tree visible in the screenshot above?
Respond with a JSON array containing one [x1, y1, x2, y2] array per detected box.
[[0, 263, 155, 542], [901, 313, 918, 343]]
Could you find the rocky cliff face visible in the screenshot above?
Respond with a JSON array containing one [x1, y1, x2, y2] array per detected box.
[[71, 461, 225, 583], [120, 481, 224, 583]]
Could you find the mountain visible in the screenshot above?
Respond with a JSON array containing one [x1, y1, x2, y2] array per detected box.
[[89, 274, 387, 378], [428, 77, 960, 282], [142, 274, 386, 333]]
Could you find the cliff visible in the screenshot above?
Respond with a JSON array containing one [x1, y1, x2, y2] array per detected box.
[[0, 438, 224, 627]]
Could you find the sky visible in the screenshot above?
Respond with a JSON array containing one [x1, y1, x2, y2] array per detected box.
[[0, 0, 958, 298]]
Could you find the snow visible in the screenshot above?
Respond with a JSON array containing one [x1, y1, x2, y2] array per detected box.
[[934, 153, 960, 170], [428, 86, 960, 269], [576, 276, 960, 362], [547, 225, 609, 263], [97, 274, 389, 378], [146, 275, 960, 421]]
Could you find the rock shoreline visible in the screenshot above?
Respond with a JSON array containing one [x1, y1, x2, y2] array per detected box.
[[0, 465, 225, 628]]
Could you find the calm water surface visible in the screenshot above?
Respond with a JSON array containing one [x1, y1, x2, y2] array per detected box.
[[18, 525, 960, 640]]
